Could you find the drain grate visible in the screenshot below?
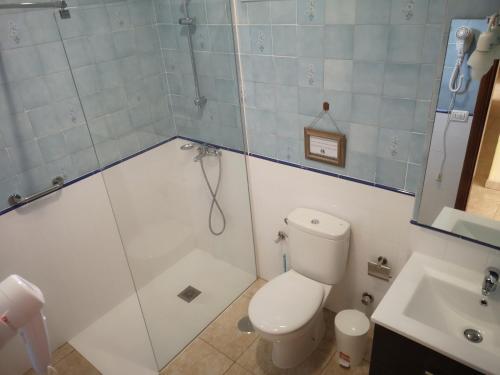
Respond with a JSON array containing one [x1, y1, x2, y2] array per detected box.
[[177, 285, 202, 303]]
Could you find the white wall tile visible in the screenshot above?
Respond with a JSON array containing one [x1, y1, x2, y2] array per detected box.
[[0, 174, 141, 375]]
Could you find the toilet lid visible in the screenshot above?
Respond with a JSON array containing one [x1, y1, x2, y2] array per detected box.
[[249, 270, 324, 335]]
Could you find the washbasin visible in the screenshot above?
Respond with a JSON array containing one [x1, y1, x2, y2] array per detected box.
[[372, 252, 500, 374], [432, 206, 500, 247], [404, 270, 500, 354]]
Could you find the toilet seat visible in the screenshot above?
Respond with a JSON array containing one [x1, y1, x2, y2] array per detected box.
[[249, 270, 324, 336]]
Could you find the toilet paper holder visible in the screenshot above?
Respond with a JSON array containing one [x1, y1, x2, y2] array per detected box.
[[368, 256, 392, 281]]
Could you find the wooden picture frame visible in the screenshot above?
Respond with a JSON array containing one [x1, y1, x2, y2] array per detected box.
[[304, 128, 346, 167]]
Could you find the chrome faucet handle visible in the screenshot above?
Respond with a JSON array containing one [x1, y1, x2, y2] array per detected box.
[[482, 267, 499, 296]]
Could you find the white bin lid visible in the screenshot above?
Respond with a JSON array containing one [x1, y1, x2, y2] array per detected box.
[[287, 208, 350, 240], [335, 309, 370, 337]]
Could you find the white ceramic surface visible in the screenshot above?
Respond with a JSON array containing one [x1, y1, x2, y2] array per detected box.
[[246, 155, 415, 313], [432, 206, 500, 247], [335, 309, 369, 367], [249, 270, 324, 335], [372, 252, 500, 374]]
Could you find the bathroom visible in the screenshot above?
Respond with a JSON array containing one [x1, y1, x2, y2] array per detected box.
[[1, 0, 500, 374]]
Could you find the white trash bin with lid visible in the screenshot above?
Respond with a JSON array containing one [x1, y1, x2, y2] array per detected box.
[[334, 309, 370, 368]]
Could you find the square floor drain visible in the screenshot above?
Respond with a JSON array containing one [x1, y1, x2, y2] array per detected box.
[[177, 285, 202, 303]]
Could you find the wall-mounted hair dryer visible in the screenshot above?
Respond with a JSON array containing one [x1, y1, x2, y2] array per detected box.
[[436, 25, 474, 182], [0, 275, 51, 375], [449, 26, 474, 93]]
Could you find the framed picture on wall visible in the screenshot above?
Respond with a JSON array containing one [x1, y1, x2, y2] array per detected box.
[[304, 128, 346, 167]]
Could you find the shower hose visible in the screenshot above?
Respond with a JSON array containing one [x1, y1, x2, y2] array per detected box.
[[199, 152, 226, 236]]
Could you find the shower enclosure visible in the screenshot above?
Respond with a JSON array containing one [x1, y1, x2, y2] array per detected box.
[[0, 0, 256, 373]]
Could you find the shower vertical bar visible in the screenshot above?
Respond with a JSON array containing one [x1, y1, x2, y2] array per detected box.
[[179, 0, 206, 108]]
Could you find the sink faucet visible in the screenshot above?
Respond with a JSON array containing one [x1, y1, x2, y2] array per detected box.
[[482, 267, 499, 296]]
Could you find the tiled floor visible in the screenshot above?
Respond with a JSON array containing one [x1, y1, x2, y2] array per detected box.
[[161, 279, 371, 375], [24, 343, 100, 375], [467, 182, 500, 220], [25, 279, 370, 375]]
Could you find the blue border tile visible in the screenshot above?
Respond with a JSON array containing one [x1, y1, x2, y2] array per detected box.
[[0, 134, 415, 217], [0, 135, 178, 216], [248, 152, 415, 197]]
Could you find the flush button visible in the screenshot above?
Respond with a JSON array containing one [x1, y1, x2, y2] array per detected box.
[[311, 219, 319, 224]]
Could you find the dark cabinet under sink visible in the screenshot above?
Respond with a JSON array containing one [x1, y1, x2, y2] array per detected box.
[[369, 324, 484, 375]]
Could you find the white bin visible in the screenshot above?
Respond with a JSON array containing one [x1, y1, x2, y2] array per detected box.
[[334, 309, 370, 368]]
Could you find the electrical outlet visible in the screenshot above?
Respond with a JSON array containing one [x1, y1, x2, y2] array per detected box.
[[450, 110, 469, 122]]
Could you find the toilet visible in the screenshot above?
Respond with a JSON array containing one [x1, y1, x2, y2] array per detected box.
[[248, 208, 350, 369]]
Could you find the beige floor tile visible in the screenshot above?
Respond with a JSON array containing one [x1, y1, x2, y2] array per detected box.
[[51, 351, 101, 375], [200, 295, 258, 360], [161, 338, 233, 375], [237, 329, 335, 375], [24, 343, 84, 375], [467, 183, 500, 219], [225, 363, 253, 375], [51, 343, 75, 364], [320, 354, 370, 375], [242, 279, 267, 299], [236, 337, 285, 375]]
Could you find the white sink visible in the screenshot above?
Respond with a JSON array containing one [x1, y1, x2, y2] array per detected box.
[[432, 206, 500, 247], [372, 252, 500, 374]]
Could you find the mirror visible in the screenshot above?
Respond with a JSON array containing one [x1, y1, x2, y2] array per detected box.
[[415, 18, 500, 249]]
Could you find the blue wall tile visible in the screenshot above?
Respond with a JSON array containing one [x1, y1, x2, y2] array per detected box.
[[324, 59, 352, 91], [383, 63, 419, 98], [356, 0, 391, 25], [271, 0, 297, 25], [298, 58, 324, 88], [298, 0, 325, 25], [297, 26, 323, 57], [377, 128, 411, 161], [353, 25, 389, 62], [273, 26, 297, 56], [274, 57, 298, 85], [388, 25, 425, 63], [324, 25, 353, 59], [376, 157, 407, 189], [351, 94, 381, 126], [325, 0, 355, 25], [352, 62, 384, 95], [380, 98, 416, 130]]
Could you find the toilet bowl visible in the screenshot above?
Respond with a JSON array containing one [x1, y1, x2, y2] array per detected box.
[[248, 208, 350, 368], [249, 270, 331, 368]]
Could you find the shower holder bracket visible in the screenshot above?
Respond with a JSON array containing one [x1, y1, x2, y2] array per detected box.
[[59, 8, 71, 19]]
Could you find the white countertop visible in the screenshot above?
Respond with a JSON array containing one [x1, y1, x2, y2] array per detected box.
[[372, 252, 500, 375]]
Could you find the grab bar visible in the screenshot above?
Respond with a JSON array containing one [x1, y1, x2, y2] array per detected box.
[[0, 0, 66, 10], [8, 176, 64, 206], [0, 1, 70, 19]]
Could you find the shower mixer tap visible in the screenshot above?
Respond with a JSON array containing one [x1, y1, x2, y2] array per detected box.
[[179, 141, 226, 235]]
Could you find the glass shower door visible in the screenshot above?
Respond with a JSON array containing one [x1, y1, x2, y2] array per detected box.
[[57, 0, 257, 371], [0, 4, 157, 375]]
